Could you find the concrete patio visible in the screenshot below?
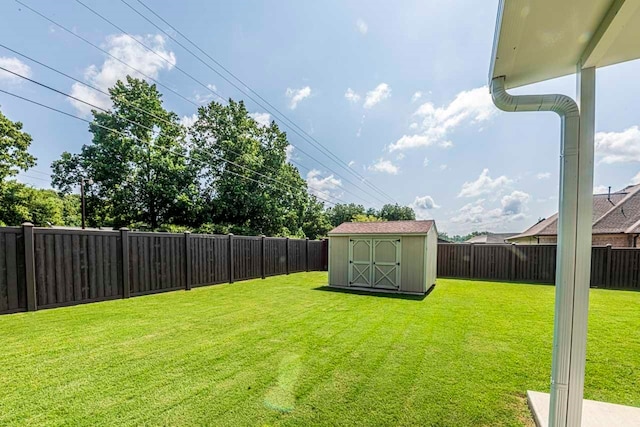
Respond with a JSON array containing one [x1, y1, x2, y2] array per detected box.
[[527, 391, 640, 427]]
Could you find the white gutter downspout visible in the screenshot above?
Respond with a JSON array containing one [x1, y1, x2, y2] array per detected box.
[[491, 75, 594, 427]]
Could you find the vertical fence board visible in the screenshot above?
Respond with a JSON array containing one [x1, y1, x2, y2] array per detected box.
[[5, 233, 19, 311], [0, 226, 328, 315], [63, 235, 73, 302], [0, 233, 6, 313]]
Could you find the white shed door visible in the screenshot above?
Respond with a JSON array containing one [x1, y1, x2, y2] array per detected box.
[[372, 239, 400, 290], [349, 239, 372, 287], [349, 238, 401, 289]]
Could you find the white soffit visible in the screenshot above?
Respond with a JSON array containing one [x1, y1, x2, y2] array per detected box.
[[490, 0, 640, 89]]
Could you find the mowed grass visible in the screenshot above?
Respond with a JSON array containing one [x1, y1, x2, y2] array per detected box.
[[0, 273, 638, 426]]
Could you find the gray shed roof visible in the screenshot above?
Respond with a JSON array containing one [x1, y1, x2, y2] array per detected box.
[[328, 220, 435, 235]]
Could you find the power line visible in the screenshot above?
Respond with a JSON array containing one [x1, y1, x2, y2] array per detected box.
[[24, 168, 51, 177], [0, 44, 370, 207], [16, 173, 50, 183], [73, 0, 393, 206], [0, 62, 350, 205], [15, 0, 198, 108], [15, 1, 390, 208], [0, 66, 343, 205], [125, 0, 399, 204], [0, 87, 340, 207]]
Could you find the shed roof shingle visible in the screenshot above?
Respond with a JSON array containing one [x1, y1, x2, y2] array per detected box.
[[328, 220, 434, 235]]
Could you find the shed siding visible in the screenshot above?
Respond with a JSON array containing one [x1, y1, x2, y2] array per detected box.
[[329, 236, 349, 286], [400, 236, 425, 293], [425, 228, 437, 287]]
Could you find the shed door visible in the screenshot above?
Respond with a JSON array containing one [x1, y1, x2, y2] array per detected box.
[[373, 239, 400, 289], [349, 239, 372, 287]]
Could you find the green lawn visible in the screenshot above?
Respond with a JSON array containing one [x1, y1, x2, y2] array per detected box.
[[0, 273, 638, 426]]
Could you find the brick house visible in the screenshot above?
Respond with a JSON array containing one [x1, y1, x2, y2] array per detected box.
[[507, 184, 640, 247]]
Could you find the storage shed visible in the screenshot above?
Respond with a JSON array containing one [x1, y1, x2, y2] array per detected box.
[[327, 220, 437, 294]]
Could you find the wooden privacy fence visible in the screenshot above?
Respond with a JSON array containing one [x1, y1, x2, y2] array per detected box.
[[437, 243, 640, 290], [0, 224, 328, 315]]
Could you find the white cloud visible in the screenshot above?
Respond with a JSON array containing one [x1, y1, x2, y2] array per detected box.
[[451, 199, 500, 224], [344, 88, 361, 103], [356, 19, 368, 34], [396, 152, 405, 161], [632, 172, 640, 185], [593, 185, 609, 194], [180, 113, 197, 129], [389, 86, 497, 151], [368, 158, 399, 175], [250, 112, 271, 127], [536, 172, 551, 180], [306, 169, 341, 200], [348, 160, 356, 167], [458, 168, 511, 198], [412, 195, 440, 210], [595, 126, 640, 163], [285, 145, 294, 162], [423, 157, 429, 167], [0, 56, 32, 84], [363, 83, 391, 109], [440, 164, 448, 170], [409, 122, 418, 130], [451, 190, 529, 224], [501, 190, 530, 217], [69, 34, 176, 116], [411, 91, 423, 102], [285, 86, 311, 109], [192, 83, 218, 104]]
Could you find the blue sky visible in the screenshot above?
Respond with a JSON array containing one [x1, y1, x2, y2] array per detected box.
[[1, 0, 639, 235]]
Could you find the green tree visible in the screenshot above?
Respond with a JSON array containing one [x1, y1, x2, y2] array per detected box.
[[326, 203, 366, 227], [352, 213, 385, 222], [51, 77, 198, 229], [0, 110, 36, 183], [301, 197, 332, 239], [190, 99, 308, 236], [378, 203, 416, 221], [0, 181, 66, 226]]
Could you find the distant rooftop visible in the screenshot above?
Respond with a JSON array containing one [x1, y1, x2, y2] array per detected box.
[[508, 184, 640, 240], [466, 232, 520, 244]]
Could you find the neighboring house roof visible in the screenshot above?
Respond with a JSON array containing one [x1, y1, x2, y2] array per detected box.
[[328, 220, 435, 235], [466, 232, 519, 244], [509, 185, 640, 240]]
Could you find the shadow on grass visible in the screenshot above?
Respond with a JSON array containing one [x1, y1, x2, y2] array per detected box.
[[312, 284, 435, 301]]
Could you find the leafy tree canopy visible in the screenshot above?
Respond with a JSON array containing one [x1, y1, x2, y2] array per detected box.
[[0, 109, 36, 183]]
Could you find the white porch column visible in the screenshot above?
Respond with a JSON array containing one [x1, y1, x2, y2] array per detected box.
[[549, 66, 595, 427]]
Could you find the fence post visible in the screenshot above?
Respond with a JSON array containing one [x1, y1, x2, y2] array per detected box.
[[120, 227, 130, 299], [228, 233, 234, 283], [261, 235, 266, 279], [305, 237, 309, 272], [184, 231, 191, 290], [510, 243, 517, 281], [285, 237, 290, 275], [322, 239, 328, 270], [22, 222, 37, 311], [605, 244, 612, 288], [469, 243, 475, 278]]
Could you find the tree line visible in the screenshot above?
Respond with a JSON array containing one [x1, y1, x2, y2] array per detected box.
[[0, 76, 417, 239]]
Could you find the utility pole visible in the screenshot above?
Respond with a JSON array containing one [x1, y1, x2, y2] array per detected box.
[[80, 177, 93, 229]]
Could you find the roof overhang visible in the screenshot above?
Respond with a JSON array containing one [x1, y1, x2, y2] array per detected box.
[[489, 0, 640, 89]]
